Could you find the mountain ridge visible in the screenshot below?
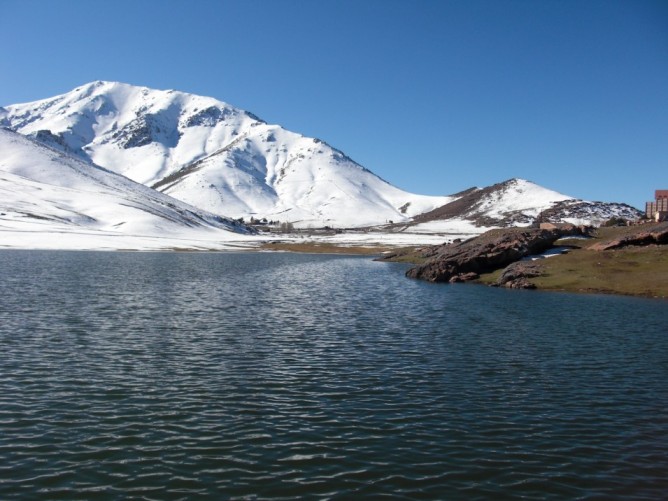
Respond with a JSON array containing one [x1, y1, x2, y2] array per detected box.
[[1, 81, 642, 232], [1, 81, 452, 227], [411, 178, 642, 228]]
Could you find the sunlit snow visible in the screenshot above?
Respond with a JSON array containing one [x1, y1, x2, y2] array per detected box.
[[0, 82, 641, 251], [2, 81, 451, 227], [0, 129, 256, 251]]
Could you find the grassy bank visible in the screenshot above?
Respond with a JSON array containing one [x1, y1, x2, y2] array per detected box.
[[478, 226, 668, 298], [261, 225, 668, 298]]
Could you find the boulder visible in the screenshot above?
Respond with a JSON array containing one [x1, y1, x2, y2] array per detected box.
[[493, 261, 543, 289]]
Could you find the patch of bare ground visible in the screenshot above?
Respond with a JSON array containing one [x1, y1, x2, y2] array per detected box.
[[259, 241, 399, 255]]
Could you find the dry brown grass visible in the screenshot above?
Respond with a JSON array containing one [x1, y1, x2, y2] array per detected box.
[[259, 241, 396, 255]]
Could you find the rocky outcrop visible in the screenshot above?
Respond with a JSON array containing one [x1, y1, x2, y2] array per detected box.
[[589, 222, 668, 251], [405, 227, 583, 283], [493, 261, 543, 289]]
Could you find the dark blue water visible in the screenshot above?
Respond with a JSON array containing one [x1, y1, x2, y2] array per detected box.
[[0, 250, 666, 500]]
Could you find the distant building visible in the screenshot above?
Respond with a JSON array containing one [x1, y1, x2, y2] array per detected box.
[[646, 190, 668, 222]]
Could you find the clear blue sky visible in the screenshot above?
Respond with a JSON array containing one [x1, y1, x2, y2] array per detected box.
[[1, 0, 666, 209]]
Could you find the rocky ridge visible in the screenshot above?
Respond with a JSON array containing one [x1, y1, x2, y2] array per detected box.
[[537, 199, 643, 226], [408, 178, 641, 230], [1, 83, 641, 230]]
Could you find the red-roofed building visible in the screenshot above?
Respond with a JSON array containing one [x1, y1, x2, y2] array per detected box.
[[646, 190, 668, 221]]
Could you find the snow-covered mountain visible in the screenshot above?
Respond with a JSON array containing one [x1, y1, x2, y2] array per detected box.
[[0, 128, 254, 250], [1, 82, 643, 235], [411, 178, 642, 229], [1, 81, 451, 227]]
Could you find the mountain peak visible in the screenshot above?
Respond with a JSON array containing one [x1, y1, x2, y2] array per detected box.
[[2, 83, 638, 231], [2, 82, 452, 227]]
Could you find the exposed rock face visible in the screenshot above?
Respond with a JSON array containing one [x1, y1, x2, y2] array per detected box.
[[589, 223, 668, 251], [405, 227, 582, 283], [28, 130, 74, 153]]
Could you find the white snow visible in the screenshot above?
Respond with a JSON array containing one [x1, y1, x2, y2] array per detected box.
[[301, 231, 469, 247], [0, 129, 256, 251], [2, 81, 452, 228], [0, 227, 259, 252], [523, 247, 571, 261], [472, 178, 572, 220], [407, 219, 490, 235], [1, 82, 637, 252]]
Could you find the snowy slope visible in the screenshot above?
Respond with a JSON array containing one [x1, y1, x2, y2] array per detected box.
[[470, 178, 572, 222], [1, 81, 451, 227], [409, 178, 642, 233], [412, 179, 572, 227], [0, 128, 255, 249]]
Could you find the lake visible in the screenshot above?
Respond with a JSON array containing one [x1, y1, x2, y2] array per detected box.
[[0, 250, 666, 500]]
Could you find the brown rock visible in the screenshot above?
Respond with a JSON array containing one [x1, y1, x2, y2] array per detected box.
[[494, 261, 543, 289], [406, 226, 582, 283], [589, 222, 668, 251], [507, 278, 537, 289], [448, 272, 480, 283]]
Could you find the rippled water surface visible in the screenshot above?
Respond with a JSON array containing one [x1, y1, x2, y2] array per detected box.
[[1, 250, 667, 500]]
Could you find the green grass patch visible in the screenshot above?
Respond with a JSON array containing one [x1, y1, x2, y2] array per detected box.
[[532, 246, 668, 297]]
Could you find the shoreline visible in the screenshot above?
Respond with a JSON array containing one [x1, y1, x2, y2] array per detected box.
[[381, 223, 668, 300], [2, 225, 666, 299]]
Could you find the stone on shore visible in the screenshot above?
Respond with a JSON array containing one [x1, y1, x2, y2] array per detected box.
[[493, 261, 543, 289]]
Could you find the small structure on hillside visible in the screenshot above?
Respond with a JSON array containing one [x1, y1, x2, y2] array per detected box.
[[646, 190, 668, 222]]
